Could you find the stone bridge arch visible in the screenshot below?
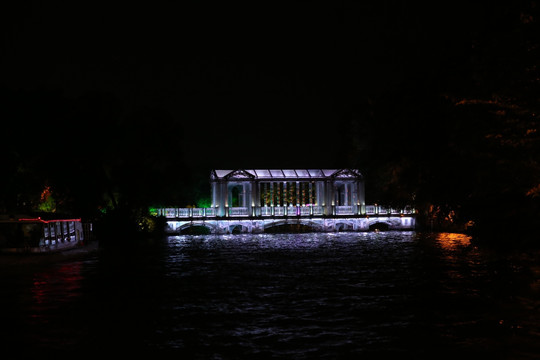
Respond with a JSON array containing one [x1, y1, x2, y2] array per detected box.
[[224, 223, 251, 234], [263, 219, 324, 233], [175, 221, 217, 234], [334, 219, 357, 231], [209, 220, 255, 234], [366, 217, 401, 231]]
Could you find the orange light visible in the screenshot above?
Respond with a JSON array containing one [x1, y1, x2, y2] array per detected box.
[[436, 233, 471, 251]]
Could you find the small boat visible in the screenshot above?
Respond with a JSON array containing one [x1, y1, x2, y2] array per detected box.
[[0, 215, 92, 254]]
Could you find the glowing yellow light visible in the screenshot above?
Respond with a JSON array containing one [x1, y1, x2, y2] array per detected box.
[[436, 233, 472, 251]]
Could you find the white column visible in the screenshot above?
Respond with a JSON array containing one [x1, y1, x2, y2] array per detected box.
[[325, 180, 333, 215], [212, 182, 217, 208], [358, 180, 365, 207], [253, 181, 259, 216], [220, 181, 228, 216], [245, 182, 252, 216], [351, 182, 358, 214]]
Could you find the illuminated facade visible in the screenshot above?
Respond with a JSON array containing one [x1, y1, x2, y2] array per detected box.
[[210, 169, 365, 217], [157, 169, 416, 233]]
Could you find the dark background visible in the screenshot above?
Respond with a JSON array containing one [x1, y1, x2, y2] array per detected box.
[[2, 1, 539, 239]]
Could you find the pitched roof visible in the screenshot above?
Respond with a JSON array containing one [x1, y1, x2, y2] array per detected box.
[[211, 169, 363, 181]]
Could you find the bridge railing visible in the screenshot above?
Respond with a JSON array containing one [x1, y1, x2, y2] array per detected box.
[[157, 205, 415, 218], [229, 207, 249, 216], [336, 205, 353, 215], [191, 208, 205, 217]]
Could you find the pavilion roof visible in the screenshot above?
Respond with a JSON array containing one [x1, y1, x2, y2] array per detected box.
[[211, 169, 363, 181]]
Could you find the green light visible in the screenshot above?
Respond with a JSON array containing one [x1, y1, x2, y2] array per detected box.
[[196, 197, 211, 208], [36, 186, 56, 213]]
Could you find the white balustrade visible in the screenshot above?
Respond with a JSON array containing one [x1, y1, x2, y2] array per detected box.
[[178, 208, 190, 217], [191, 208, 204, 217], [287, 206, 297, 216], [336, 206, 353, 215], [229, 207, 249, 216], [156, 204, 414, 219]]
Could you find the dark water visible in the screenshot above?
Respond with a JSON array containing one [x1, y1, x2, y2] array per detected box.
[[2, 232, 540, 358]]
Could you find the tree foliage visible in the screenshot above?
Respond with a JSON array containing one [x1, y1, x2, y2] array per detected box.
[[344, 2, 540, 237], [1, 89, 189, 221]]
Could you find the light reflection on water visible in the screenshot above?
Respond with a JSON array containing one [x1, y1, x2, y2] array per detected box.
[[158, 232, 419, 357], [1, 231, 540, 358], [435, 232, 472, 251]]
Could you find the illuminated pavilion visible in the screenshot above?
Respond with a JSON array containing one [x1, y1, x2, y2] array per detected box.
[[210, 169, 365, 217], [158, 169, 416, 233]]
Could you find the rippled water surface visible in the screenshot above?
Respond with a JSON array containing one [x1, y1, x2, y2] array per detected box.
[[2, 232, 540, 358]]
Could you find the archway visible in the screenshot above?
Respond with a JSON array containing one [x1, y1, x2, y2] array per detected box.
[[229, 224, 248, 234], [369, 222, 390, 231], [264, 220, 319, 233], [265, 223, 315, 233], [179, 225, 212, 235], [335, 222, 354, 232]]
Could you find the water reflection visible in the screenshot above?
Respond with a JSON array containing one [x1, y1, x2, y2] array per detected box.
[[153, 232, 421, 356], [31, 262, 84, 306], [1, 232, 540, 358], [435, 232, 472, 251], [0, 259, 93, 353]]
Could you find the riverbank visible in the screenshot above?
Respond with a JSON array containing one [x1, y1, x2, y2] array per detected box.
[[415, 209, 538, 250]]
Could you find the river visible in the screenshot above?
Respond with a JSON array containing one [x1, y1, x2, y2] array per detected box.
[[1, 231, 540, 358]]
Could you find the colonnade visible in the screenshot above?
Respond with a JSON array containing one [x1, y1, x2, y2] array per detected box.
[[211, 179, 364, 217]]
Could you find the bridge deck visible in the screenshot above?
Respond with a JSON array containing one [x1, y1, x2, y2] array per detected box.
[[162, 212, 416, 234], [157, 205, 415, 218]]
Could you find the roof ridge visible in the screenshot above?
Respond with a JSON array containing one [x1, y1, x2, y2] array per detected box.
[[212, 169, 361, 180]]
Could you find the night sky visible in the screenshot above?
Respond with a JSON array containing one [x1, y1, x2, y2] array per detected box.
[[2, 1, 539, 223], [3, 1, 491, 167]]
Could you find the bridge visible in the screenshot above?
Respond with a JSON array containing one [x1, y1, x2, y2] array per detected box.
[[158, 169, 416, 234]]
